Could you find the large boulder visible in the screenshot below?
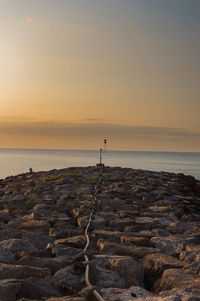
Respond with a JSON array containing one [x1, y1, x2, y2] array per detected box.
[[19, 220, 50, 234], [153, 269, 200, 293], [98, 239, 159, 258], [101, 286, 157, 301], [23, 232, 51, 250], [0, 263, 50, 279], [54, 265, 84, 293], [18, 277, 61, 299], [167, 221, 196, 234], [54, 235, 86, 249], [152, 236, 184, 256], [160, 287, 200, 301], [110, 218, 135, 231], [144, 253, 184, 276], [120, 236, 152, 247], [103, 255, 144, 288], [17, 255, 73, 274], [0, 239, 37, 257], [0, 279, 23, 301], [0, 247, 16, 264]]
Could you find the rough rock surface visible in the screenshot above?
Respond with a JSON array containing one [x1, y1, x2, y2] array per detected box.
[[0, 166, 200, 300]]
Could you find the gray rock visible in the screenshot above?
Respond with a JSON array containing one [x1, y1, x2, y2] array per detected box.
[[101, 286, 157, 301], [54, 266, 84, 293], [153, 269, 200, 293], [98, 239, 159, 258], [0, 279, 23, 301], [17, 255, 73, 274], [0, 239, 38, 256], [144, 253, 184, 276], [152, 236, 184, 256], [0, 247, 16, 264], [18, 276, 61, 299]]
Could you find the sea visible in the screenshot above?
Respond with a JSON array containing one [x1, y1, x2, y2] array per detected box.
[[0, 148, 200, 180]]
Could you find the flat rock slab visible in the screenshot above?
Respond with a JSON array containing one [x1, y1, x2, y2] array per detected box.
[[110, 218, 135, 231], [0, 247, 16, 264], [153, 268, 200, 293], [151, 236, 184, 256], [121, 236, 152, 247], [45, 296, 85, 301], [0, 263, 51, 279], [86, 254, 144, 289], [101, 286, 157, 301], [0, 279, 23, 301], [17, 255, 73, 274], [54, 235, 86, 249], [54, 265, 84, 293], [98, 239, 159, 258], [0, 239, 38, 256], [19, 220, 50, 234], [144, 253, 184, 275], [18, 277, 61, 299]]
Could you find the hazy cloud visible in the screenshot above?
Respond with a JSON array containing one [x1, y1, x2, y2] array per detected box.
[[85, 118, 102, 122], [0, 121, 199, 140]]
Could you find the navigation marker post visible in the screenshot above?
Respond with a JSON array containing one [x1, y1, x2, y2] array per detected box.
[[97, 139, 107, 167], [104, 139, 107, 152]]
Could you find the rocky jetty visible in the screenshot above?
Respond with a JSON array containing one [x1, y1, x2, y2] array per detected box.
[[0, 166, 200, 301]]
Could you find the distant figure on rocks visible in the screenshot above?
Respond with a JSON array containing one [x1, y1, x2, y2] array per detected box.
[[29, 167, 33, 173]]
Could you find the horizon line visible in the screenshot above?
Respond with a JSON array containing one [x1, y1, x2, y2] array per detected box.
[[0, 147, 199, 154]]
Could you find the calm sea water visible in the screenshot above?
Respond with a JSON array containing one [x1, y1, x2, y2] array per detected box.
[[0, 149, 200, 180]]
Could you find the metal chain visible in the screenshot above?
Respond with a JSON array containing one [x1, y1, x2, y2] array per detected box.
[[82, 167, 105, 301]]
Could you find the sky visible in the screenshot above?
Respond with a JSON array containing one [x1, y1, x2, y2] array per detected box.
[[0, 0, 200, 151]]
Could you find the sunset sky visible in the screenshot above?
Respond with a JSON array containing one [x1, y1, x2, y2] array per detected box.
[[0, 0, 200, 151]]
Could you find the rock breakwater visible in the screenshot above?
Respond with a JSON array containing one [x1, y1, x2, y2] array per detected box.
[[0, 166, 200, 300]]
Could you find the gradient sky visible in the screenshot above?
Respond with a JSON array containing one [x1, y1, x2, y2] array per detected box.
[[0, 0, 200, 151]]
